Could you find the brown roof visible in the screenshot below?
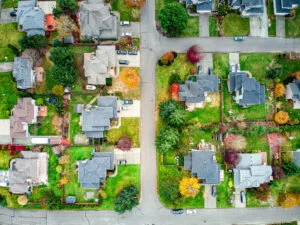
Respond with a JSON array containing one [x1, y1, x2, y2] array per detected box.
[[38, 106, 47, 117]]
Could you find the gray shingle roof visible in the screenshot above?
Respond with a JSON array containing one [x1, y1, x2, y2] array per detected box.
[[287, 80, 300, 99], [13, 56, 35, 89], [293, 150, 300, 166], [184, 150, 220, 184], [230, 0, 264, 15], [183, 0, 213, 12]]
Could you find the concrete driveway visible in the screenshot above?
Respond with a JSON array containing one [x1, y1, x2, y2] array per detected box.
[[119, 100, 140, 117], [276, 16, 285, 38], [114, 148, 140, 164], [198, 53, 212, 74], [229, 53, 239, 66], [204, 185, 216, 208], [234, 188, 246, 208], [117, 52, 140, 68], [0, 9, 16, 24], [250, 16, 261, 37], [199, 14, 209, 37], [118, 22, 141, 38]]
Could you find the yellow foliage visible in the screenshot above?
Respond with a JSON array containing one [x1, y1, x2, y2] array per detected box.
[[296, 71, 300, 80], [275, 83, 285, 97], [179, 177, 200, 198], [274, 110, 289, 125], [52, 85, 64, 96], [278, 193, 300, 208], [59, 155, 70, 165], [119, 68, 140, 89], [59, 176, 69, 185]]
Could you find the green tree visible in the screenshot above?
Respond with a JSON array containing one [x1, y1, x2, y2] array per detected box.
[[49, 47, 74, 66], [156, 126, 180, 153], [35, 98, 44, 106], [114, 185, 139, 214], [56, 0, 79, 14], [52, 85, 65, 96], [281, 162, 300, 176], [167, 108, 186, 127], [18, 35, 48, 51], [159, 99, 184, 121], [50, 65, 77, 86], [158, 2, 188, 37]]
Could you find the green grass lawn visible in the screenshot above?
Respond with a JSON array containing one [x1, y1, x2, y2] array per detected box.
[[1, 0, 19, 8], [0, 151, 18, 170], [0, 72, 19, 119], [213, 53, 229, 78], [221, 13, 250, 36], [246, 135, 270, 163], [186, 103, 221, 125], [209, 17, 218, 37], [180, 16, 199, 37], [107, 118, 140, 147], [267, 0, 276, 36], [216, 169, 234, 208], [0, 23, 24, 62], [286, 8, 300, 38], [111, 0, 138, 21]]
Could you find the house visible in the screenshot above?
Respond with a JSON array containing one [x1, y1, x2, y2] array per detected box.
[[17, 0, 45, 36], [273, 0, 300, 15], [292, 150, 300, 166], [180, 0, 213, 13], [13, 56, 36, 90], [0, 119, 12, 144], [227, 67, 265, 107], [78, 151, 114, 189], [286, 79, 300, 109], [230, 0, 264, 16], [233, 153, 272, 189], [179, 73, 219, 111], [66, 196, 76, 204], [78, 96, 118, 138], [9, 151, 48, 194], [83, 45, 116, 85], [79, 0, 118, 40], [184, 150, 221, 184]]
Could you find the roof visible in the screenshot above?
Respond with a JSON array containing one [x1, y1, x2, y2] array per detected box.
[[66, 196, 76, 204], [74, 104, 84, 114], [36, 1, 56, 14], [78, 151, 114, 189], [184, 150, 220, 184], [79, 1, 117, 39], [0, 119, 12, 144], [38, 106, 47, 117], [63, 36, 74, 44], [9, 151, 48, 194], [17, 1, 45, 36], [97, 96, 118, 119], [286, 80, 300, 99], [179, 74, 219, 104], [274, 0, 299, 15], [230, 0, 264, 15], [13, 55, 35, 89], [293, 150, 300, 166]]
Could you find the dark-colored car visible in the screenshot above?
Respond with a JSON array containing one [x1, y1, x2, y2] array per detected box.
[[211, 185, 217, 197], [117, 50, 127, 55], [13, 7, 18, 12], [10, 11, 17, 17], [234, 36, 244, 41], [122, 100, 133, 105], [128, 50, 138, 55], [240, 191, 246, 203], [117, 160, 127, 165], [119, 60, 129, 65], [172, 209, 184, 214]]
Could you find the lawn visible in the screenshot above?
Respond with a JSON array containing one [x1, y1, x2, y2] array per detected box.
[[111, 0, 138, 21], [246, 135, 270, 163], [0, 23, 24, 62], [42, 57, 55, 93], [285, 8, 300, 38], [186, 103, 221, 125], [209, 17, 218, 37], [267, 0, 276, 36], [180, 16, 199, 37], [221, 13, 250, 36], [0, 150, 18, 170], [107, 118, 140, 147], [1, 0, 19, 8], [213, 53, 229, 78], [0, 72, 19, 119], [216, 169, 234, 208]]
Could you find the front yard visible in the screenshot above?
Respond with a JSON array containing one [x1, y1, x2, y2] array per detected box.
[[221, 13, 250, 36], [216, 168, 234, 208], [213, 53, 229, 78], [111, 0, 139, 21], [285, 8, 300, 38]]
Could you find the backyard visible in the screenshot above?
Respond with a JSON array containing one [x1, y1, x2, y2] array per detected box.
[[221, 13, 250, 36], [246, 135, 271, 163], [186, 102, 221, 125], [111, 0, 139, 21], [285, 8, 300, 38]]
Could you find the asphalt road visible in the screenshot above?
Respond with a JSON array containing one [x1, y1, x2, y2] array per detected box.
[[0, 0, 300, 224]]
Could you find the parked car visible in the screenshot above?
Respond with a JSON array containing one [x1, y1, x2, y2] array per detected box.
[[10, 11, 17, 17], [117, 50, 127, 55], [234, 36, 244, 41], [121, 106, 128, 110], [230, 64, 236, 72], [186, 209, 197, 214], [122, 100, 133, 105], [122, 32, 132, 37], [197, 65, 202, 74], [120, 21, 130, 26], [172, 209, 184, 215], [13, 7, 18, 12], [128, 50, 138, 55], [240, 191, 246, 203], [117, 160, 127, 165], [85, 85, 96, 90], [119, 60, 129, 65], [212, 185, 217, 197]]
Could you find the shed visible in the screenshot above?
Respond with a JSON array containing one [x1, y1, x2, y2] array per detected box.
[[66, 196, 76, 204]]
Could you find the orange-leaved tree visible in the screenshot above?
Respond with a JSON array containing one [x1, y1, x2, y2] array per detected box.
[[120, 68, 140, 88], [179, 177, 200, 198], [274, 111, 289, 125], [296, 71, 300, 80], [125, 0, 146, 8], [275, 83, 285, 97], [278, 193, 300, 208], [160, 52, 175, 66]]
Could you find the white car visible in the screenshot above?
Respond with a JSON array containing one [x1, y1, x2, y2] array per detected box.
[[186, 209, 197, 214], [121, 106, 128, 110], [120, 21, 130, 26], [122, 32, 132, 37], [85, 85, 96, 91]]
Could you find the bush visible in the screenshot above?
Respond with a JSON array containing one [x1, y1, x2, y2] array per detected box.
[[225, 150, 241, 166], [35, 98, 44, 106], [50, 65, 77, 86], [274, 111, 289, 125], [0, 195, 7, 207], [281, 162, 300, 176], [54, 98, 64, 115], [56, 165, 63, 174], [251, 183, 271, 201], [272, 166, 285, 179], [117, 136, 132, 151], [106, 78, 112, 86], [119, 68, 140, 89], [46, 192, 61, 210], [187, 45, 204, 64], [168, 73, 182, 85], [278, 193, 300, 208], [52, 38, 67, 47], [49, 47, 74, 67], [156, 126, 180, 153], [52, 85, 65, 96], [179, 177, 200, 198], [125, 0, 146, 8], [18, 35, 48, 51], [56, 0, 79, 14], [159, 52, 175, 66], [266, 67, 283, 80], [114, 184, 139, 214], [275, 83, 285, 97]]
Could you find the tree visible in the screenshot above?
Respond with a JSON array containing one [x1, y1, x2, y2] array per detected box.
[[158, 2, 188, 37], [168, 73, 182, 85], [275, 83, 285, 97], [125, 0, 146, 8], [159, 99, 183, 121], [159, 52, 175, 66], [117, 136, 132, 151], [114, 184, 139, 214], [251, 183, 271, 201], [49, 47, 74, 66], [179, 177, 200, 198], [56, 165, 62, 174], [118, 36, 132, 49], [266, 67, 283, 80], [281, 162, 300, 176], [296, 71, 300, 80], [59, 176, 69, 186], [23, 48, 47, 66], [225, 150, 241, 166], [156, 126, 180, 153], [278, 193, 300, 208], [272, 166, 285, 179], [59, 155, 70, 165], [18, 35, 48, 51], [170, 83, 179, 95], [224, 135, 247, 151], [56, 0, 78, 14], [52, 85, 65, 96], [56, 15, 78, 37], [45, 191, 61, 210], [35, 98, 43, 106], [50, 65, 77, 86], [119, 68, 140, 88], [274, 111, 289, 125], [187, 45, 204, 64], [167, 108, 186, 127], [159, 181, 179, 201]]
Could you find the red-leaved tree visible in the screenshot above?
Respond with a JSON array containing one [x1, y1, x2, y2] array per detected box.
[[117, 136, 132, 151], [225, 150, 241, 166], [187, 45, 204, 64], [170, 83, 179, 95], [272, 166, 285, 180]]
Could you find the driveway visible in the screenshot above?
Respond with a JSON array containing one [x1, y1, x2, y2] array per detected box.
[[204, 185, 216, 208], [250, 16, 261, 37], [276, 16, 285, 38], [234, 188, 246, 208], [0, 9, 16, 24], [118, 22, 141, 38], [198, 53, 212, 74], [229, 53, 239, 66], [114, 148, 140, 164], [117, 52, 140, 68], [119, 100, 140, 117], [0, 62, 13, 72], [199, 14, 209, 37]]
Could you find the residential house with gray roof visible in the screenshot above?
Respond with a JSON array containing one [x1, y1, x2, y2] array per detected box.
[[292, 150, 300, 166], [83, 45, 116, 85], [179, 73, 219, 111], [184, 150, 221, 184], [230, 0, 265, 16], [78, 151, 114, 189], [9, 151, 48, 194], [286, 79, 300, 109], [79, 0, 117, 40], [234, 153, 272, 189], [13, 56, 36, 90], [273, 0, 300, 15], [180, 0, 213, 13], [17, 0, 45, 36], [228, 68, 265, 107]]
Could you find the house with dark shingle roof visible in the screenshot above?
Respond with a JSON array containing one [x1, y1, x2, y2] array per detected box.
[[273, 0, 300, 15], [230, 0, 265, 16], [184, 150, 221, 184], [227, 68, 265, 107], [13, 55, 36, 90], [78, 151, 114, 189], [179, 73, 219, 111], [292, 150, 300, 166], [17, 0, 45, 36], [286, 79, 300, 109], [180, 0, 213, 13]]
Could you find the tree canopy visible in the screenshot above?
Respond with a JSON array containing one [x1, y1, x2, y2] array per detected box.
[[50, 65, 77, 86], [125, 0, 146, 8], [187, 45, 204, 64], [117, 136, 132, 151], [49, 47, 74, 66], [18, 35, 48, 51], [156, 126, 180, 153], [114, 185, 139, 214], [179, 177, 200, 198], [275, 83, 285, 97], [225, 150, 241, 166], [120, 68, 140, 88], [52, 85, 65, 96], [274, 111, 289, 125], [158, 2, 188, 37], [159, 99, 186, 127], [55, 0, 78, 15]]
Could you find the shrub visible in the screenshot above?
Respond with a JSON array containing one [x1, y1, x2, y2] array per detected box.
[[159, 52, 175, 66], [251, 183, 271, 201], [114, 185, 139, 214], [106, 77, 112, 86], [50, 65, 77, 86], [187, 45, 204, 64], [55, 0, 79, 14], [46, 193, 61, 210], [56, 165, 63, 174], [18, 35, 48, 51], [0, 195, 7, 207], [117, 136, 132, 151], [170, 83, 179, 95], [281, 162, 300, 176], [278, 193, 300, 208], [266, 67, 283, 80], [52, 85, 65, 96], [35, 98, 44, 106], [179, 177, 200, 198], [156, 126, 180, 153], [272, 166, 285, 179], [125, 0, 146, 8], [52, 38, 67, 47], [224, 134, 247, 151], [168, 73, 182, 85], [275, 83, 285, 97], [190, 67, 197, 74], [274, 111, 289, 125], [225, 150, 241, 166]]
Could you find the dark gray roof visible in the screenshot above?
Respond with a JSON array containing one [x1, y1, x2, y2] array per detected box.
[[13, 56, 35, 89], [66, 196, 76, 204], [230, 0, 264, 15], [78, 152, 114, 189], [179, 74, 219, 104], [183, 0, 212, 12], [184, 150, 220, 184], [293, 150, 300, 166], [287, 80, 300, 99], [274, 0, 292, 14], [97, 96, 118, 119]]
